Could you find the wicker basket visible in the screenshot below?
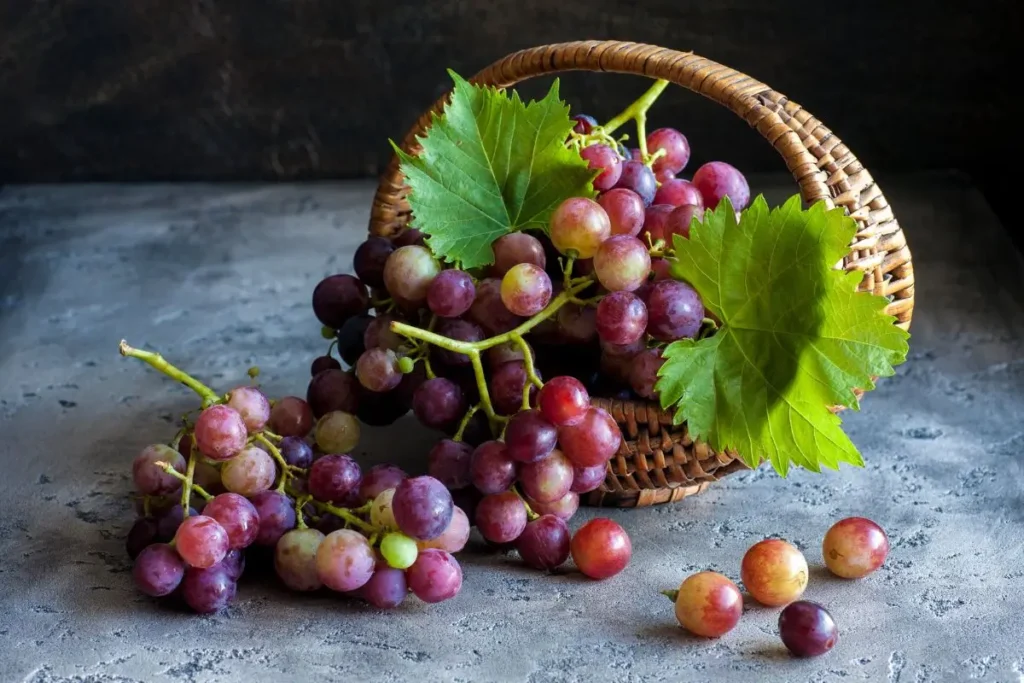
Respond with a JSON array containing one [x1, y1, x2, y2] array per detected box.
[[367, 41, 915, 508]]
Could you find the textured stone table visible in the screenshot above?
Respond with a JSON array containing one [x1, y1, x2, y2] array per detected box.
[[1, 174, 1022, 683]]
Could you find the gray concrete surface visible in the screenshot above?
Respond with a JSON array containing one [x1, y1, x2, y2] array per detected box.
[[0, 173, 1022, 683]]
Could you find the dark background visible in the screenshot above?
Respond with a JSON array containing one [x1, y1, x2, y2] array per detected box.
[[0, 0, 1019, 236]]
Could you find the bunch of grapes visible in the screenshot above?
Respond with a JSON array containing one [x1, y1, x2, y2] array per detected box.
[[121, 344, 467, 613]]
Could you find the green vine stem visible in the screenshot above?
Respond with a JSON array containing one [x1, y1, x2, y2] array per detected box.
[[452, 404, 480, 442], [295, 494, 313, 530], [255, 433, 306, 493], [156, 461, 213, 502], [661, 589, 679, 603], [301, 496, 375, 534], [600, 78, 670, 164], [119, 340, 221, 407]]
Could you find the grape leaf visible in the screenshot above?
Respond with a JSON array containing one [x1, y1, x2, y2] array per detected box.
[[391, 70, 596, 269], [656, 194, 910, 476]]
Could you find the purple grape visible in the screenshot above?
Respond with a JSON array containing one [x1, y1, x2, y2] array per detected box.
[[392, 476, 454, 540], [363, 314, 404, 351], [467, 278, 524, 336], [335, 313, 373, 366], [595, 291, 648, 345], [311, 355, 341, 377], [412, 378, 466, 431], [221, 548, 246, 581], [133, 543, 185, 597], [491, 233, 547, 276], [393, 228, 425, 248], [646, 128, 690, 175], [279, 436, 314, 468], [692, 161, 750, 210], [427, 439, 474, 490], [307, 369, 360, 417], [432, 319, 485, 366], [360, 567, 408, 608], [470, 440, 517, 495], [406, 549, 462, 603], [778, 601, 839, 657], [571, 113, 597, 134], [312, 274, 370, 329], [359, 464, 408, 502], [156, 504, 197, 542], [504, 409, 558, 463], [181, 565, 236, 614], [491, 360, 539, 415], [202, 493, 260, 550], [571, 463, 607, 494], [126, 517, 160, 559], [308, 454, 362, 505], [250, 490, 296, 546], [353, 237, 395, 289], [613, 161, 657, 206], [427, 269, 476, 318], [515, 514, 571, 570], [132, 444, 186, 496], [645, 280, 704, 341]]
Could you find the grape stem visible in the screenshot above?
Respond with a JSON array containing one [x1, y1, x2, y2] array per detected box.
[[294, 494, 312, 530], [119, 340, 221, 407], [601, 79, 670, 164], [452, 403, 480, 442], [512, 485, 540, 522], [155, 461, 213, 502], [254, 433, 306, 493], [305, 498, 375, 534], [661, 589, 679, 603], [513, 333, 542, 410]]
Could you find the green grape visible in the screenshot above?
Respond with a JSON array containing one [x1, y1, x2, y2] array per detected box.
[[380, 532, 419, 570]]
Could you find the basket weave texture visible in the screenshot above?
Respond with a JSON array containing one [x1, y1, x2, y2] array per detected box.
[[367, 41, 915, 508]]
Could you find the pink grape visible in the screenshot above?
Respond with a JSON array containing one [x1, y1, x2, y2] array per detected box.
[[392, 476, 454, 540], [779, 601, 839, 657], [516, 515, 571, 570], [352, 236, 394, 289], [355, 348, 402, 392], [202, 493, 259, 550], [822, 517, 890, 579], [571, 463, 607, 493], [559, 407, 622, 467], [504, 409, 558, 463], [268, 396, 314, 437], [476, 491, 528, 543], [598, 188, 645, 237], [133, 543, 185, 596], [427, 269, 476, 318], [653, 178, 704, 209], [549, 197, 611, 259], [613, 161, 657, 206], [646, 128, 690, 175], [194, 405, 248, 461], [428, 439, 474, 490], [132, 444, 186, 496], [641, 204, 675, 243], [692, 161, 750, 210], [316, 529, 375, 592], [406, 549, 462, 603], [312, 274, 370, 329], [470, 440, 518, 494], [360, 567, 408, 608], [226, 385, 270, 432], [418, 506, 471, 553], [221, 446, 276, 497], [646, 280, 704, 341], [359, 464, 408, 502], [306, 369, 360, 417], [519, 449, 574, 503], [650, 257, 672, 281], [275, 528, 325, 591], [537, 375, 589, 427], [500, 263, 552, 317], [672, 571, 743, 637], [741, 538, 809, 606], [250, 490, 296, 546], [570, 518, 631, 579], [412, 377, 466, 430], [308, 454, 362, 505], [156, 504, 196, 542], [580, 143, 623, 191], [467, 278, 524, 335], [526, 491, 580, 520], [595, 291, 647, 345], [630, 348, 665, 400], [593, 235, 651, 292], [363, 314, 404, 351], [664, 204, 703, 240], [492, 232, 546, 276], [383, 245, 440, 304], [174, 515, 229, 569]]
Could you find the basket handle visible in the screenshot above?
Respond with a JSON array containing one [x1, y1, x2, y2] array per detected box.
[[368, 40, 914, 330]]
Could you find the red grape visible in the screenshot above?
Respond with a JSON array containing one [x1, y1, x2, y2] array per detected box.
[[692, 161, 750, 210], [580, 143, 623, 191], [133, 543, 185, 597], [428, 269, 476, 318], [316, 529, 375, 592], [537, 376, 589, 427], [406, 549, 462, 603], [203, 493, 260, 550], [363, 314, 404, 351], [470, 440, 518, 494], [312, 274, 370, 329], [492, 232, 546, 276], [418, 505, 470, 553], [132, 444, 185, 496], [308, 454, 362, 505], [593, 235, 651, 292], [598, 188, 646, 237], [629, 348, 665, 400], [595, 291, 647, 345], [645, 280, 704, 341], [671, 571, 743, 638], [412, 377, 466, 430], [646, 128, 690, 175], [359, 464, 407, 502], [519, 449, 573, 503], [741, 538, 809, 606], [268, 396, 314, 437], [664, 204, 703, 240], [181, 565, 236, 613], [500, 263, 552, 316], [383, 245, 440, 304], [491, 360, 538, 415], [570, 518, 631, 579], [526, 491, 579, 520], [641, 204, 675, 243], [822, 517, 889, 578], [194, 405, 248, 461], [355, 348, 402, 392], [476, 491, 528, 543], [558, 407, 622, 467], [549, 197, 611, 259], [516, 514, 571, 570], [504, 409, 558, 463], [571, 463, 607, 494], [468, 278, 524, 335], [653, 178, 704, 208], [571, 114, 597, 134], [428, 439, 474, 490], [778, 601, 838, 657], [174, 515, 229, 569]]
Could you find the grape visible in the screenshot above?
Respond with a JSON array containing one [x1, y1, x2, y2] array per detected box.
[[359, 464, 407, 503], [598, 188, 645, 237], [156, 504, 197, 542], [467, 278, 524, 335], [628, 147, 642, 161], [250, 490, 296, 546], [528, 490, 581, 521], [692, 161, 750, 210], [360, 567, 408, 609], [645, 280, 704, 341], [225, 385, 270, 433], [274, 528, 325, 591], [418, 506, 470, 553], [308, 454, 362, 505], [268, 396, 314, 438], [671, 571, 743, 638], [174, 515, 229, 569], [655, 167, 675, 183], [432, 319, 485, 366], [412, 377, 466, 430], [126, 517, 160, 559], [307, 368, 360, 418], [312, 274, 370, 329], [516, 515, 570, 570], [353, 236, 394, 289], [629, 348, 665, 400], [595, 291, 647, 345], [383, 245, 440, 304], [571, 463, 607, 494], [486, 340, 533, 370], [279, 436, 313, 468], [555, 302, 597, 343], [778, 601, 838, 657], [570, 518, 631, 579], [741, 539, 809, 606], [571, 113, 597, 134], [559, 407, 621, 467], [221, 446, 276, 497], [393, 228, 425, 247], [132, 444, 186, 496], [315, 529, 375, 592], [380, 532, 419, 569], [646, 128, 690, 175], [549, 197, 611, 259], [203, 493, 260, 550], [491, 361, 538, 415], [354, 348, 402, 393], [653, 178, 703, 209], [133, 543, 185, 596], [406, 549, 462, 603], [194, 405, 248, 461], [519, 449, 573, 503], [470, 440, 517, 494], [363, 314, 404, 351], [594, 236, 651, 292], [476, 491, 527, 543], [649, 257, 672, 282], [221, 548, 245, 582], [504, 409, 558, 463], [536, 376, 589, 427], [392, 476, 454, 540], [492, 232, 546, 276], [613, 161, 657, 206], [641, 204, 674, 244], [182, 565, 236, 614], [499, 263, 552, 317], [369, 488, 398, 531], [580, 143, 623, 191], [427, 269, 476, 318], [336, 313, 373, 365], [664, 204, 703, 240], [424, 439, 472, 491], [822, 517, 890, 579], [311, 355, 341, 376]]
